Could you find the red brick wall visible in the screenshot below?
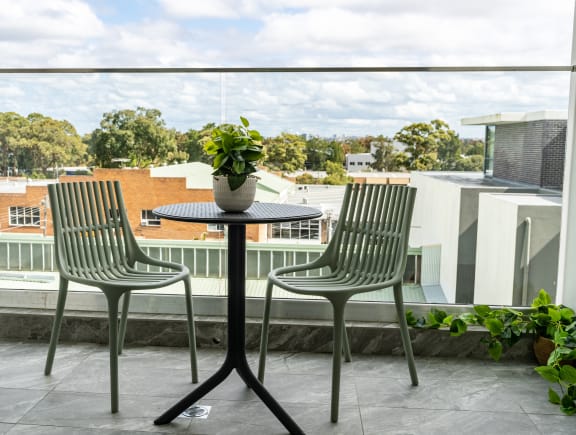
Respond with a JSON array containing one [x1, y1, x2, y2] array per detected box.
[[58, 168, 264, 241], [0, 184, 49, 234]]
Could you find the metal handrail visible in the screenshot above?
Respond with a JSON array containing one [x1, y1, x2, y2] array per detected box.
[[0, 66, 570, 74]]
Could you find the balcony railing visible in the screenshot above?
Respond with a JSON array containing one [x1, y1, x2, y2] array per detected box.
[[0, 233, 421, 283]]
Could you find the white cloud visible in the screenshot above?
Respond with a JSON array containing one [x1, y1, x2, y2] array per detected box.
[[0, 0, 104, 41], [0, 1, 572, 138]]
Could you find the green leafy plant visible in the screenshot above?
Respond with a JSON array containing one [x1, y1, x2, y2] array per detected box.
[[406, 289, 576, 415], [203, 116, 264, 191]]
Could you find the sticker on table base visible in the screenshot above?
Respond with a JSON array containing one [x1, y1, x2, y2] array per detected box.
[[180, 405, 211, 419]]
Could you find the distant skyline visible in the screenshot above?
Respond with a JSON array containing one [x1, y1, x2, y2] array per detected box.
[[0, 0, 573, 138]]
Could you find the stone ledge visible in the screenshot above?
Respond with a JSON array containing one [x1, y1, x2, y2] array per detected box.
[[0, 308, 536, 362]]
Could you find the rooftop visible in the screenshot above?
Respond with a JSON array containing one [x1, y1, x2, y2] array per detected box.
[[461, 110, 568, 126]]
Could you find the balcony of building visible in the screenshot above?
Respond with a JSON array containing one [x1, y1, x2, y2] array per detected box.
[[2, 338, 571, 434]]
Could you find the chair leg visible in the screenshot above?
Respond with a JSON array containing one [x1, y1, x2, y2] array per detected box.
[[330, 298, 347, 423], [343, 321, 352, 363], [45, 278, 69, 375], [105, 292, 122, 413], [183, 277, 199, 384], [257, 279, 274, 383], [118, 291, 131, 356], [393, 282, 418, 386]]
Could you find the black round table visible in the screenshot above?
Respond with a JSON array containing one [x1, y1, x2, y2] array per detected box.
[[152, 202, 322, 434]]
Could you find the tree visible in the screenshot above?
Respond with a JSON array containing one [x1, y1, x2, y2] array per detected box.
[[305, 136, 346, 170], [295, 172, 318, 184], [370, 136, 400, 171], [462, 138, 485, 156], [394, 119, 460, 171], [22, 113, 87, 177], [453, 154, 484, 171], [264, 132, 307, 172], [0, 112, 27, 176], [178, 123, 215, 163], [0, 112, 86, 177], [89, 107, 180, 168], [323, 161, 352, 185], [437, 133, 462, 170]]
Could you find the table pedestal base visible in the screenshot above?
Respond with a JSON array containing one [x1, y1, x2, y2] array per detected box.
[[154, 224, 304, 435]]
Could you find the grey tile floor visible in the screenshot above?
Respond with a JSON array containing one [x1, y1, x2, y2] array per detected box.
[[0, 340, 574, 434]]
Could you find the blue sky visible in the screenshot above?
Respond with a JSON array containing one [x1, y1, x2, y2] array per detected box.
[[0, 0, 574, 138]]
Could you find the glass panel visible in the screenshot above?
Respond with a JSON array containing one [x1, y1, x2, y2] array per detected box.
[[0, 68, 569, 314]]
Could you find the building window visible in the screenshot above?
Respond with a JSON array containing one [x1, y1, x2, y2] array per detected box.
[[271, 219, 320, 241], [484, 125, 495, 177], [208, 224, 225, 232], [9, 206, 40, 227], [141, 210, 161, 226]]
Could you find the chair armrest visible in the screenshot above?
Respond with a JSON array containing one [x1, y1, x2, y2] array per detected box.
[[134, 250, 188, 273], [269, 255, 331, 278]]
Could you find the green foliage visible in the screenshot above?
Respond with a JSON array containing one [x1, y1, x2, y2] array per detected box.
[[407, 288, 576, 415], [203, 116, 264, 191], [178, 123, 214, 163], [322, 161, 353, 185], [0, 111, 86, 177], [264, 132, 306, 172], [295, 172, 319, 184], [393, 119, 483, 172], [370, 136, 403, 171], [89, 107, 179, 168], [305, 136, 344, 170]]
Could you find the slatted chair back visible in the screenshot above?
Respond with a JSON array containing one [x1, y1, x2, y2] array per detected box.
[[324, 183, 416, 285], [49, 180, 139, 279]]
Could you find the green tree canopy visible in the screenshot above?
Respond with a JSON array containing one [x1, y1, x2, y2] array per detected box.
[[394, 119, 461, 171], [0, 112, 28, 176], [305, 136, 345, 170], [177, 123, 215, 163], [23, 113, 87, 176], [264, 132, 307, 172], [0, 112, 86, 177], [370, 136, 404, 172], [323, 160, 353, 185], [89, 107, 182, 168]]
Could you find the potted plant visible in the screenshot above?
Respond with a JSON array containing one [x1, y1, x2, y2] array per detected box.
[[203, 116, 264, 212], [406, 289, 576, 415]]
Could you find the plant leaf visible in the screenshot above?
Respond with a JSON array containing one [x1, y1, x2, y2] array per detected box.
[[560, 394, 576, 415], [559, 365, 576, 384], [484, 318, 504, 336], [227, 174, 247, 191], [549, 387, 561, 404], [535, 365, 560, 383], [406, 311, 418, 327], [532, 289, 552, 307], [213, 153, 229, 169], [487, 340, 503, 361], [240, 116, 249, 127], [449, 318, 467, 336], [473, 305, 491, 318]]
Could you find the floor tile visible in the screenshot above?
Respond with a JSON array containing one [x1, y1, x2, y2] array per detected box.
[[361, 407, 541, 435], [0, 389, 48, 424], [1, 340, 570, 435]]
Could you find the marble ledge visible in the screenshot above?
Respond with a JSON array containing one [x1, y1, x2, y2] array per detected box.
[[0, 307, 536, 363]]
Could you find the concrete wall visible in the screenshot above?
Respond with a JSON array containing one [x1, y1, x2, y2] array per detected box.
[[475, 193, 561, 305], [411, 173, 462, 302], [411, 172, 537, 304]]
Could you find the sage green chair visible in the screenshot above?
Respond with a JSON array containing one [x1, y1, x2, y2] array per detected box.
[[44, 180, 198, 413], [258, 183, 418, 422]]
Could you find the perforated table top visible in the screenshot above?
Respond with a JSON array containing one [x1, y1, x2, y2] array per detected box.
[[153, 202, 322, 224]]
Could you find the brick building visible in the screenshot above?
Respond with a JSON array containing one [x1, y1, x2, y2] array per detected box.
[[0, 163, 293, 242]]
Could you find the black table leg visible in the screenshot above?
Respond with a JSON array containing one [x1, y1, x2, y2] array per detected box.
[[155, 224, 304, 435]]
